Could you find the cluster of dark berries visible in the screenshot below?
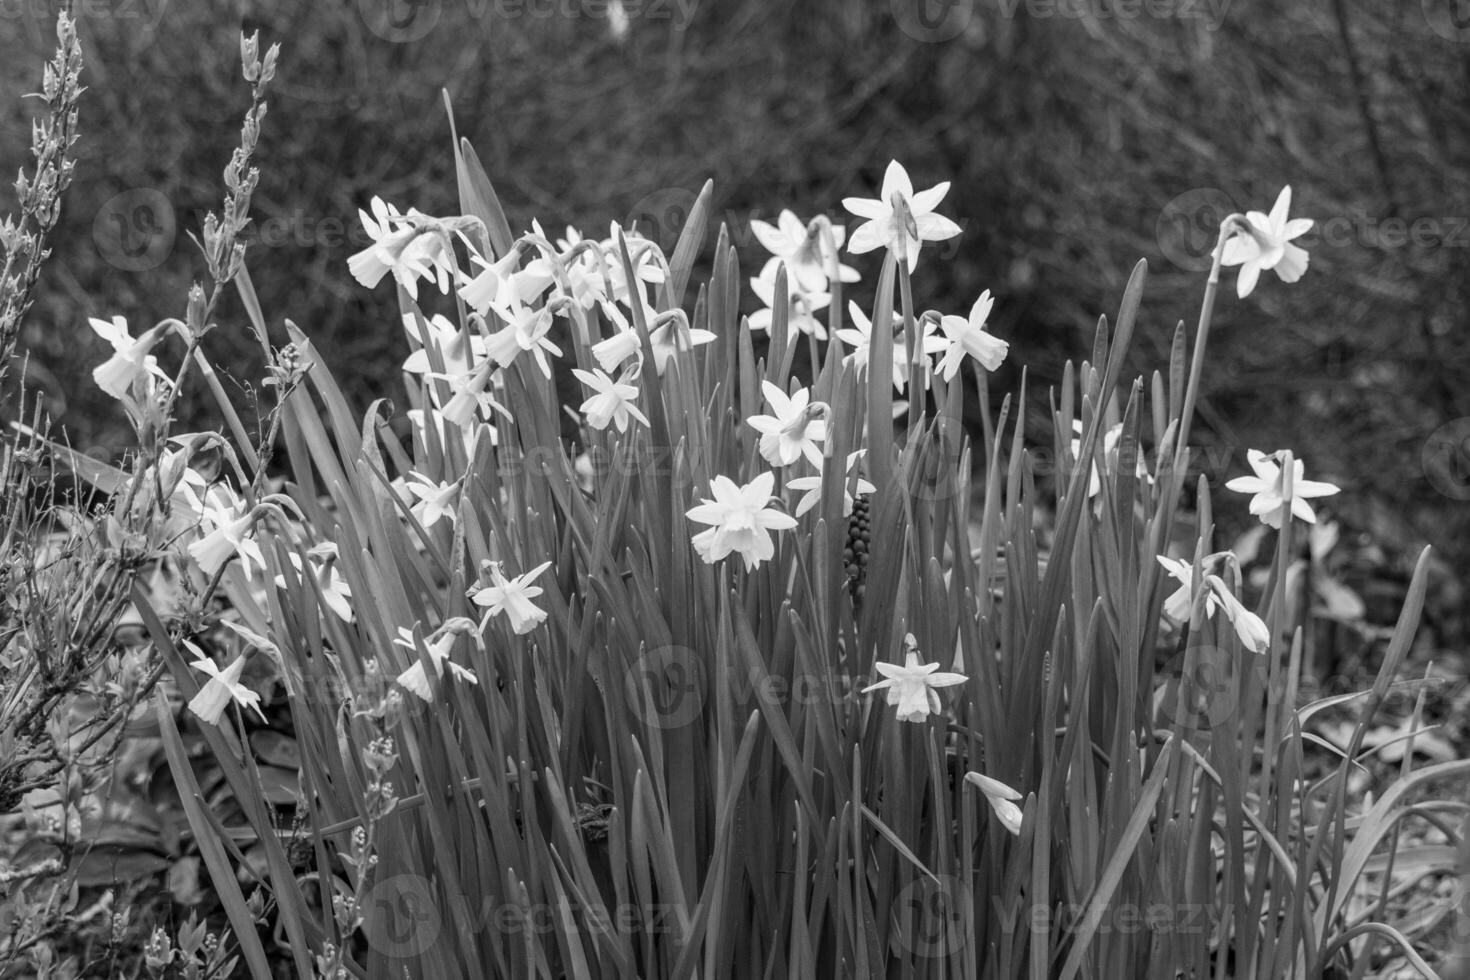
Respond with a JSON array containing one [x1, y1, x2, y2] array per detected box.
[[845, 494, 872, 610]]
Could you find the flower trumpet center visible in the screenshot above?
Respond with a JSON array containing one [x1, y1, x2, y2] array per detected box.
[[890, 192, 919, 241], [782, 402, 828, 440]]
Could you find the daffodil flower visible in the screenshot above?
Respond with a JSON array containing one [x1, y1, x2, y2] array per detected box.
[[861, 634, 967, 723], [187, 650, 266, 725], [748, 258, 833, 340], [458, 248, 551, 315], [686, 471, 798, 570], [469, 561, 553, 634], [573, 365, 650, 432], [90, 316, 170, 401], [842, 160, 962, 272], [393, 622, 480, 701], [786, 452, 875, 517], [1070, 421, 1152, 499], [1208, 575, 1271, 653], [189, 491, 265, 578], [1156, 554, 1270, 654], [749, 209, 860, 292], [404, 472, 460, 529], [348, 197, 419, 290], [482, 294, 562, 379], [746, 381, 829, 468], [275, 551, 354, 622], [348, 197, 470, 300], [432, 358, 509, 430], [964, 772, 1024, 836], [400, 312, 486, 376], [1225, 449, 1339, 529], [934, 290, 1008, 380], [598, 227, 667, 307], [592, 305, 715, 376], [1221, 186, 1313, 298]]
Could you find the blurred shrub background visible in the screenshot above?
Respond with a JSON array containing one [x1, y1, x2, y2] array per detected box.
[[1, 0, 1467, 618]]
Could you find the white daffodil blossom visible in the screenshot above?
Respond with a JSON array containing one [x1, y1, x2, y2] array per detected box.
[[431, 357, 511, 430], [482, 294, 563, 380], [401, 312, 487, 376], [188, 490, 266, 578], [515, 221, 613, 313], [843, 160, 963, 272], [1070, 421, 1152, 499], [1208, 575, 1271, 653], [275, 551, 354, 622], [347, 196, 419, 290], [1225, 449, 1340, 529], [786, 451, 875, 517], [748, 258, 833, 340], [1155, 554, 1270, 654], [934, 290, 1008, 381], [834, 302, 946, 394], [597, 226, 667, 307], [1221, 186, 1313, 299], [393, 620, 480, 701], [573, 364, 650, 432], [749, 210, 860, 293], [457, 245, 551, 315], [746, 381, 829, 468], [686, 471, 799, 570], [861, 634, 967, 723], [964, 771, 1024, 836], [187, 650, 266, 725], [836, 302, 904, 391], [90, 316, 170, 401], [469, 561, 553, 634], [404, 472, 461, 529], [348, 197, 475, 300], [592, 306, 715, 376]]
